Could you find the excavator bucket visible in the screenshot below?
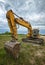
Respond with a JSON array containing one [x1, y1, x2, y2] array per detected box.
[[4, 41, 21, 59]]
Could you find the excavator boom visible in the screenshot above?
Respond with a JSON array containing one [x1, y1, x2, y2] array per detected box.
[[15, 18, 32, 37]]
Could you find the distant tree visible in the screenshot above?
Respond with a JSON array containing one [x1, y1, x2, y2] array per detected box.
[[4, 31, 11, 35]]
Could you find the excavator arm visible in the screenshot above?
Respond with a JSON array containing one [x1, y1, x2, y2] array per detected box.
[[6, 10, 18, 40]]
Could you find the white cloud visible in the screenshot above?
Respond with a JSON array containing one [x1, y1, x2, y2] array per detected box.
[[25, 13, 45, 21], [0, 8, 4, 15], [0, 0, 5, 2], [32, 26, 45, 29]]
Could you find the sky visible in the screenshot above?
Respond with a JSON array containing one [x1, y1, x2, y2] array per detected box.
[[0, 0, 45, 34]]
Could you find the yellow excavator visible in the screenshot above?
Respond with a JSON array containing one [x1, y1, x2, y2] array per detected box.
[[6, 10, 43, 44], [4, 10, 44, 58]]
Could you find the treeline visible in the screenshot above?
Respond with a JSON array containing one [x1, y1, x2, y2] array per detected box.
[[0, 31, 11, 35]]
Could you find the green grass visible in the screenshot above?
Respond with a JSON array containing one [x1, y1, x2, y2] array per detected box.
[[0, 34, 45, 65]]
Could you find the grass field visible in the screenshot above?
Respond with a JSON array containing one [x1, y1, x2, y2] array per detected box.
[[0, 34, 45, 65]]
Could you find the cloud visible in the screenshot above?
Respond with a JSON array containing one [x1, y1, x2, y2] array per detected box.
[[0, 0, 5, 2], [0, 0, 45, 34], [34, 0, 45, 13], [32, 26, 45, 29]]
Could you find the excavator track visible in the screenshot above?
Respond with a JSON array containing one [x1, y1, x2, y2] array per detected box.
[[22, 37, 44, 45]]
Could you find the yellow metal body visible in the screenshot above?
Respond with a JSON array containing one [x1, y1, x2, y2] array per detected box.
[[6, 10, 32, 40]]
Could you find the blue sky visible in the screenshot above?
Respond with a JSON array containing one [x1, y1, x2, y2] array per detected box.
[[0, 0, 45, 34]]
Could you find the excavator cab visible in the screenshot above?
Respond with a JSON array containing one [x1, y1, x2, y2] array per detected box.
[[32, 29, 39, 38]]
